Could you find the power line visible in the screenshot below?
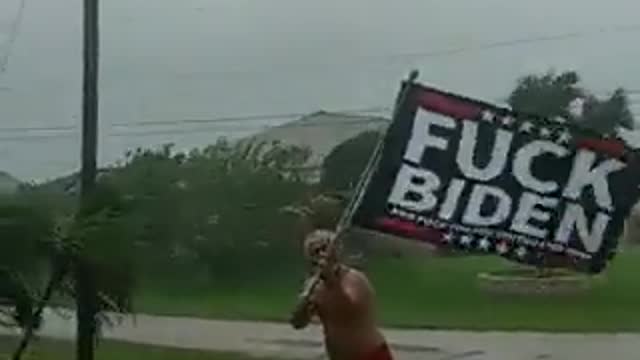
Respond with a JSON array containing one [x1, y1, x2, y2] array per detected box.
[[5, 84, 640, 135], [0, 132, 76, 142], [2, 80, 640, 136], [4, 94, 640, 137], [0, 15, 638, 77], [0, 105, 392, 133], [109, 117, 389, 137], [0, 0, 27, 74], [3, 108, 640, 143], [0, 17, 638, 132], [203, 23, 640, 74], [376, 24, 640, 61], [5, 92, 640, 134], [172, 24, 640, 77], [110, 106, 391, 127], [0, 116, 390, 142], [0, 124, 77, 132]]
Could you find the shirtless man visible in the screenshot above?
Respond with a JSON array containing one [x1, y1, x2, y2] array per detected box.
[[289, 230, 393, 360]]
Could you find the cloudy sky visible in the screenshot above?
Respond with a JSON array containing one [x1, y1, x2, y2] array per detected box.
[[1, 0, 640, 181]]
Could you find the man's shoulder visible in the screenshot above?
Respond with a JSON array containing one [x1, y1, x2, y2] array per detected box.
[[343, 267, 372, 288], [341, 267, 375, 304], [344, 266, 366, 278]]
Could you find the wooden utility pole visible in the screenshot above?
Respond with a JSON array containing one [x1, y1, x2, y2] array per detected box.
[[77, 0, 100, 359]]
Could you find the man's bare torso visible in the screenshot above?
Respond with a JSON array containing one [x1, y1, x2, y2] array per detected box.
[[312, 267, 386, 360]]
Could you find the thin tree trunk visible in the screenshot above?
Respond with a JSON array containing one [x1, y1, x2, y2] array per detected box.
[[11, 267, 66, 360]]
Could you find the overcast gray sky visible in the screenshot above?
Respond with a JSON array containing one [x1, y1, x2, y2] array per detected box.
[[1, 0, 640, 181]]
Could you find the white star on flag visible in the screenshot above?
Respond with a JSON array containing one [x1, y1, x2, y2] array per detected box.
[[479, 238, 491, 251], [497, 242, 509, 254], [556, 130, 572, 144], [539, 127, 552, 138], [519, 121, 534, 133], [617, 127, 640, 150], [516, 246, 528, 259], [501, 116, 515, 127], [460, 235, 473, 246], [481, 110, 495, 122]]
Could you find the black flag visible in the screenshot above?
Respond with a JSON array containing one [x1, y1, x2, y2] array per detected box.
[[350, 82, 640, 273]]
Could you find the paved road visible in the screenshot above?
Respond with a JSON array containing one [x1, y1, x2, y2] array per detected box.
[[1, 308, 640, 360]]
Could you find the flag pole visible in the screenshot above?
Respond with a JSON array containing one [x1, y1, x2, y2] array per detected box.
[[334, 69, 419, 233], [294, 70, 420, 305]]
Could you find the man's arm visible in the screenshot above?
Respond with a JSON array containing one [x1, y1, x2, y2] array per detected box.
[[290, 277, 323, 330], [290, 300, 316, 329]]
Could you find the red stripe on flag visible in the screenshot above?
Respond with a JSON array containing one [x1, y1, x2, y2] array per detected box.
[[575, 138, 626, 158], [374, 217, 443, 245], [417, 90, 482, 120]]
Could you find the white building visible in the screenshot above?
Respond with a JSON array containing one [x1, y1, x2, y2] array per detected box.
[[243, 111, 389, 182]]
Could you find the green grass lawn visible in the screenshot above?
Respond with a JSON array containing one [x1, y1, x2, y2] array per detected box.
[[134, 250, 640, 332], [0, 336, 280, 360]]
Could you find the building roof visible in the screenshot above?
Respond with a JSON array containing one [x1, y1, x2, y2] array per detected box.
[[243, 111, 389, 167]]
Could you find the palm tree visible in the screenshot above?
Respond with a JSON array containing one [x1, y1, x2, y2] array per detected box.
[[2, 183, 137, 360]]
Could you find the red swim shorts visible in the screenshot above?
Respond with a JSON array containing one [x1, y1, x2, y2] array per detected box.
[[360, 343, 393, 360]]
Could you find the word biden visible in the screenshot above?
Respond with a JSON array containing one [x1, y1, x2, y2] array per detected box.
[[388, 110, 626, 254]]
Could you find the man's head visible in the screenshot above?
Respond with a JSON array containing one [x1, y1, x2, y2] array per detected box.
[[303, 229, 338, 268]]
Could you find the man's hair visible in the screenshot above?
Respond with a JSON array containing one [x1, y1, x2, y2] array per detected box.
[[303, 229, 332, 254], [303, 229, 343, 259]]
